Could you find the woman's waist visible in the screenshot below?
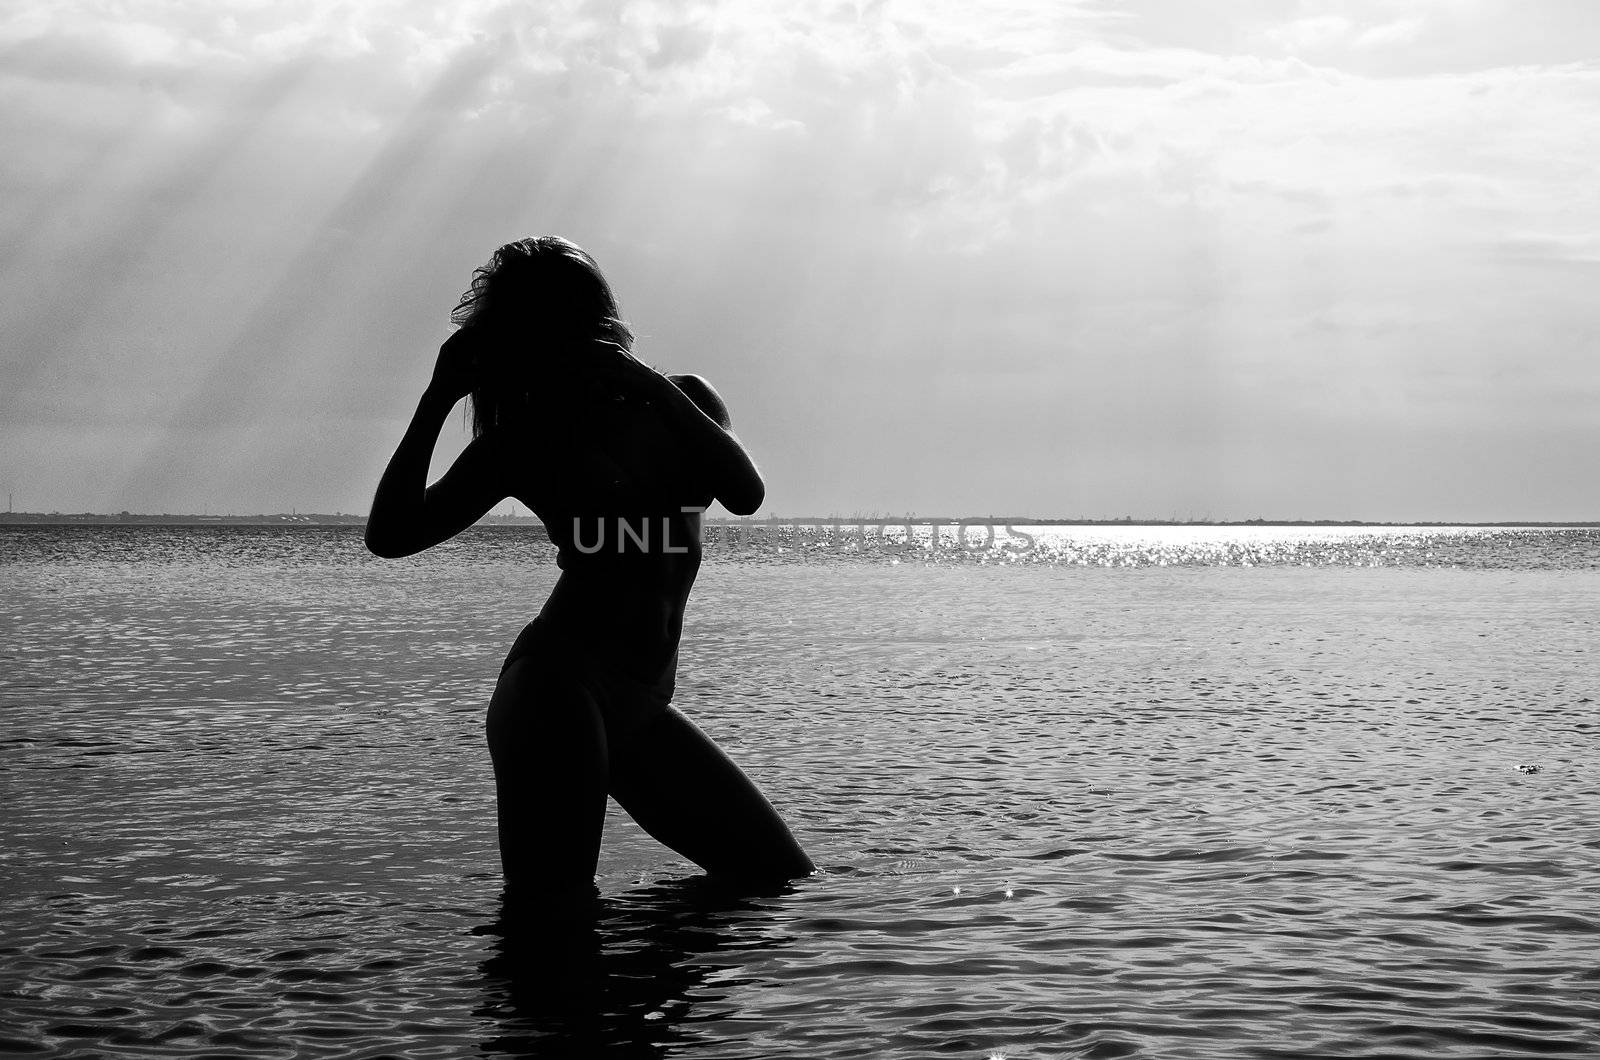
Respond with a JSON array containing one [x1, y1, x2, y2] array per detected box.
[[531, 587, 685, 674]]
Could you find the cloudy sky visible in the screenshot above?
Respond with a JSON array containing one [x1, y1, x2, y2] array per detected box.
[[2, 0, 1597, 520]]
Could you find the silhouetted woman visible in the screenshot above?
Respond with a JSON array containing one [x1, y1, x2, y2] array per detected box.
[[366, 237, 813, 899]]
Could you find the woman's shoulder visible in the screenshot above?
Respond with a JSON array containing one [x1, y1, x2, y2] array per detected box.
[[667, 373, 732, 428]]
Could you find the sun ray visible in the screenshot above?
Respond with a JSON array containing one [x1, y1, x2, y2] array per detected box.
[[112, 33, 519, 510], [0, 57, 318, 420]]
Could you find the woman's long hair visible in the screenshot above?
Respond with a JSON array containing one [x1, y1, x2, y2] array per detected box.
[[451, 236, 634, 438]]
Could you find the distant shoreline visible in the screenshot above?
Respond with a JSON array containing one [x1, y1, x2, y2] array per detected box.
[[2, 512, 1596, 529]]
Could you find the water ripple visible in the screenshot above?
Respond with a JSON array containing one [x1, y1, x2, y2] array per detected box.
[[2, 527, 1598, 1057]]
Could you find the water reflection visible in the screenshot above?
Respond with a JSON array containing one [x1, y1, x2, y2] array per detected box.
[[476, 878, 795, 1058]]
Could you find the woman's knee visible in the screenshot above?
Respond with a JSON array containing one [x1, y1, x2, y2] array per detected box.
[[610, 709, 812, 880]]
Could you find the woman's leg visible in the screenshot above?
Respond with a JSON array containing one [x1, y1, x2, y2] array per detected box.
[[608, 707, 813, 885], [485, 656, 609, 897]]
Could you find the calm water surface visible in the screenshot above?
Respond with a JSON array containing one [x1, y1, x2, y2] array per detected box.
[[2, 525, 1598, 1058]]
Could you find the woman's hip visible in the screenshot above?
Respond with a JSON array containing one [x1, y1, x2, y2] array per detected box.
[[491, 619, 676, 743]]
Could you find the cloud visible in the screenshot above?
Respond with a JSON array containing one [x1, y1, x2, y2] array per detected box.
[[1352, 17, 1425, 49], [1266, 14, 1355, 52], [1491, 233, 1600, 266], [2, 0, 1599, 517]]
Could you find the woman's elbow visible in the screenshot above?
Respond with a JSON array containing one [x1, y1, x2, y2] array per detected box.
[[363, 529, 397, 558], [719, 480, 765, 517], [364, 524, 415, 559]]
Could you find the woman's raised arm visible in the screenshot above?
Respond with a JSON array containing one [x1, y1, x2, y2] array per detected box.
[[587, 344, 764, 515], [365, 331, 506, 558], [661, 373, 766, 516]]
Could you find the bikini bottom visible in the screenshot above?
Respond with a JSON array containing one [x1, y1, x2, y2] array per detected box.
[[497, 618, 677, 742]]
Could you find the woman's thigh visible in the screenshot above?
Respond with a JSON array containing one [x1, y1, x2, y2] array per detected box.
[[608, 707, 813, 884], [485, 657, 609, 894]]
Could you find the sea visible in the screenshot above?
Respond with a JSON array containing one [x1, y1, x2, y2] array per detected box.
[[2, 523, 1597, 1059]]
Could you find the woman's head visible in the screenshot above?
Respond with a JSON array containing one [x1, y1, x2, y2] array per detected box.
[[452, 236, 632, 435]]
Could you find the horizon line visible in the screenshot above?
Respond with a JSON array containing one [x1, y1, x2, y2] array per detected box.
[[2, 511, 1598, 529]]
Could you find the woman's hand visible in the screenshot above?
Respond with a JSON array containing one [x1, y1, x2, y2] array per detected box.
[[428, 327, 483, 402], [589, 341, 673, 402]]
